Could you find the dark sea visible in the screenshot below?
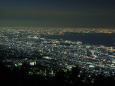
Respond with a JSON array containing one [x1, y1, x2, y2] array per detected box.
[[45, 32, 115, 47]]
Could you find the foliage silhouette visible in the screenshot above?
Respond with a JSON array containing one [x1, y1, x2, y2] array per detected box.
[[0, 62, 115, 86]]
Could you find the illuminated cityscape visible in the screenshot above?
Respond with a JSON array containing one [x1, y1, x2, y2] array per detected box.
[[0, 27, 115, 77], [0, 0, 115, 85]]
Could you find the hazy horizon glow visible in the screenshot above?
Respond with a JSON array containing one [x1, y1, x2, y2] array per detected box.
[[0, 0, 115, 28]]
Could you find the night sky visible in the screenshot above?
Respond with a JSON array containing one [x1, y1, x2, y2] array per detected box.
[[0, 0, 115, 28]]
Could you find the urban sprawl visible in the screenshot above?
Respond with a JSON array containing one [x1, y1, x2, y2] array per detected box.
[[0, 27, 115, 77]]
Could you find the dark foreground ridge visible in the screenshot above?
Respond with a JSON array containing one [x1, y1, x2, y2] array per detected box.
[[0, 62, 115, 86]]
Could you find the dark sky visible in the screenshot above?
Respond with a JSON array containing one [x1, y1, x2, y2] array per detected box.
[[0, 0, 115, 28]]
